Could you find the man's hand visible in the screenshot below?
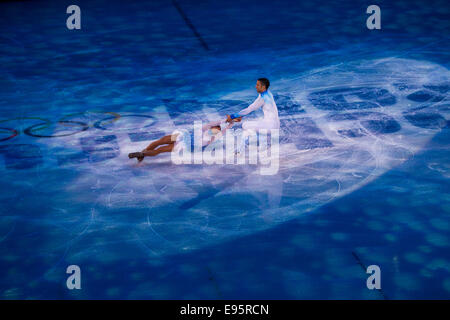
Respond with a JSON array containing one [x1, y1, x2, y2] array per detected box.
[[226, 115, 242, 123]]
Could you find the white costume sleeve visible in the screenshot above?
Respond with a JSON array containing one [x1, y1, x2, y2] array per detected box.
[[237, 95, 264, 116]]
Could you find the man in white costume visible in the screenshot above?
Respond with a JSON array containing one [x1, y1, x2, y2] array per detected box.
[[227, 78, 279, 152]]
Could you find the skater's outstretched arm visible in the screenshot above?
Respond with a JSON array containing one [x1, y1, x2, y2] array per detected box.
[[202, 118, 227, 131], [226, 95, 264, 122], [207, 121, 236, 145]]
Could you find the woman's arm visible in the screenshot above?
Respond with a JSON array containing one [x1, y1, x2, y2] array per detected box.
[[208, 121, 234, 145], [202, 118, 227, 131]]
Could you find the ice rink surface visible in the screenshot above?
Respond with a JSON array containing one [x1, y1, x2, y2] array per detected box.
[[0, 0, 449, 299]]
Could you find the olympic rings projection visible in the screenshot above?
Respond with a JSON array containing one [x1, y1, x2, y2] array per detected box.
[[0, 127, 19, 142], [0, 112, 156, 141], [59, 111, 121, 128], [0, 117, 51, 128], [24, 120, 89, 138], [0, 117, 51, 141], [94, 114, 156, 131]]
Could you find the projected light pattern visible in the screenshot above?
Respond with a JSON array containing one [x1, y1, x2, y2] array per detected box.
[[1, 57, 448, 255]]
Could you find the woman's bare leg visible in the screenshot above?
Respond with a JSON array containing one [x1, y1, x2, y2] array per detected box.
[[142, 144, 175, 157], [142, 134, 175, 151], [129, 134, 178, 161]]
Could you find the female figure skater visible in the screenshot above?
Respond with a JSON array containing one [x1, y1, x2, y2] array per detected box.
[[128, 117, 241, 162]]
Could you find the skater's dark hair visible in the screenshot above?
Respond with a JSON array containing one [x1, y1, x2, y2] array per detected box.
[[211, 125, 221, 131], [257, 78, 270, 89]]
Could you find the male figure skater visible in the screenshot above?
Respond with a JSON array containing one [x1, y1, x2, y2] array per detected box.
[[226, 78, 279, 153], [227, 78, 279, 130]]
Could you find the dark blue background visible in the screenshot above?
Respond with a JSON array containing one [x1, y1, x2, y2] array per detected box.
[[0, 0, 449, 299]]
